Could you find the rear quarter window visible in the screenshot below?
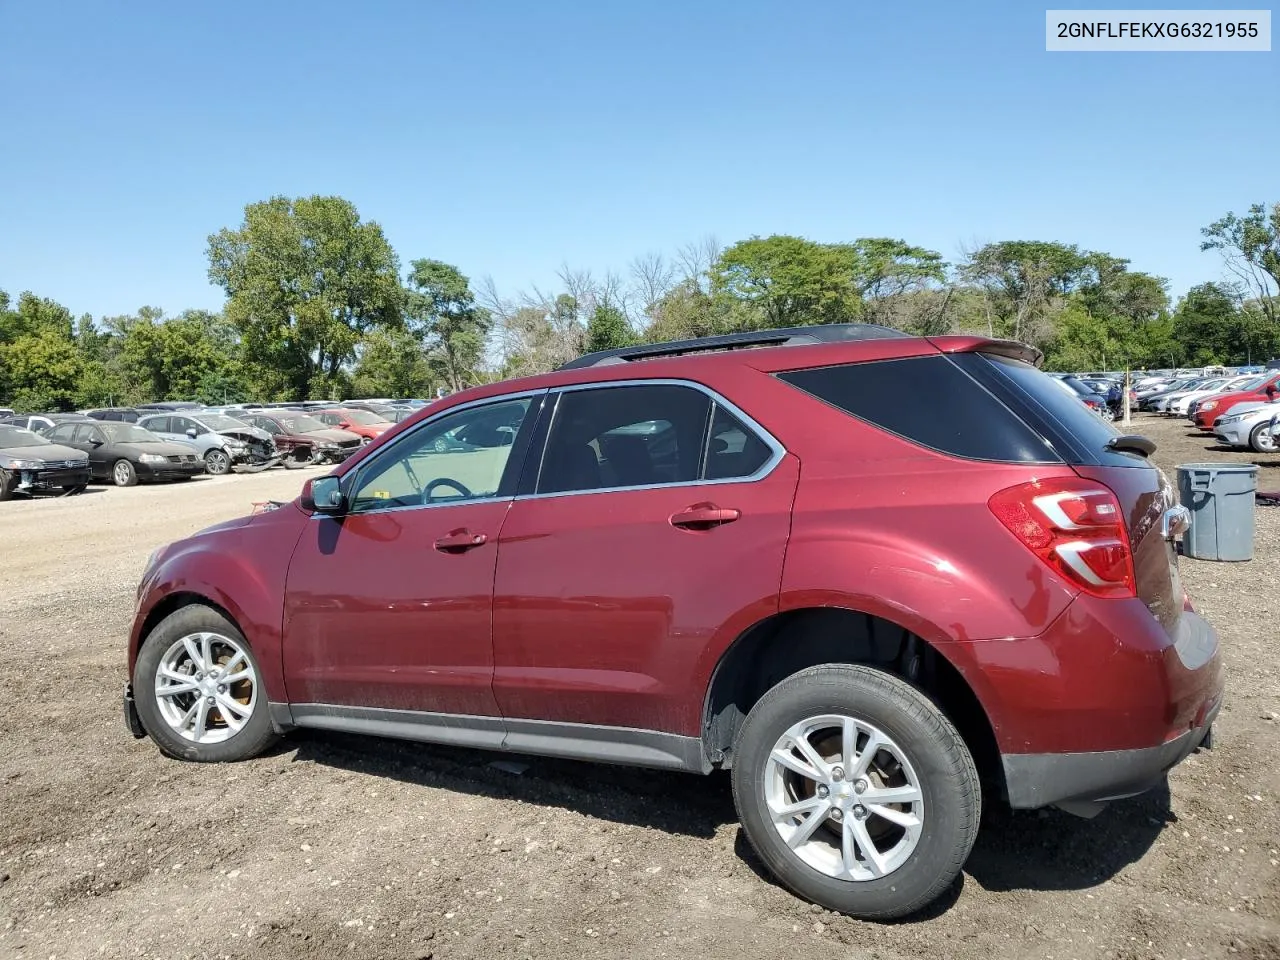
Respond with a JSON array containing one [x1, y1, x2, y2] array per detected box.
[[776, 355, 1062, 463]]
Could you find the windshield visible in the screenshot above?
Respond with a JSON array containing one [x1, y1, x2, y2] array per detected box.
[[0, 426, 52, 449], [1233, 376, 1267, 391], [100, 423, 160, 443], [200, 414, 251, 430], [341, 409, 388, 426], [278, 415, 328, 433]]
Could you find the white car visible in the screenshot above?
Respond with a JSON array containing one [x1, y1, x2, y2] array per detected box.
[[1213, 403, 1280, 452], [1168, 375, 1256, 416]]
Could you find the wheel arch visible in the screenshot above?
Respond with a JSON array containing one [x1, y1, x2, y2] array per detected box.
[[701, 605, 1005, 801]]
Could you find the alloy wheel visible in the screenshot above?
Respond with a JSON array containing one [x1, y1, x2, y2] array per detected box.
[[765, 714, 924, 881], [153, 632, 258, 744]]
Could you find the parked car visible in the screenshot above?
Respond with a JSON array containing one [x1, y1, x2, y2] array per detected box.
[[1049, 374, 1113, 419], [0, 407, 14, 419], [84, 407, 143, 423], [2, 413, 92, 433], [42, 420, 205, 486], [1077, 377, 1123, 415], [1212, 401, 1280, 452], [0, 425, 91, 500], [125, 323, 1222, 921], [1167, 376, 1255, 416], [236, 411, 362, 464], [341, 400, 404, 419], [137, 412, 279, 475], [1192, 372, 1280, 430], [312, 407, 393, 443]]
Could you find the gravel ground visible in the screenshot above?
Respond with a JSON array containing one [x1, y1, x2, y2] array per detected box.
[[1, 416, 1277, 960]]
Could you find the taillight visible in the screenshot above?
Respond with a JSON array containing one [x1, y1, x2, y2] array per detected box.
[[988, 478, 1136, 598]]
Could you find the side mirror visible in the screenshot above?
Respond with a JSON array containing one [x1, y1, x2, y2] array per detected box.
[[186, 428, 198, 439], [89, 439, 103, 448], [304, 475, 345, 514]]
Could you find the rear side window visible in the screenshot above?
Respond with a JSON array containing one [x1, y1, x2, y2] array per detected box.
[[777, 356, 1062, 463], [956, 353, 1142, 468]]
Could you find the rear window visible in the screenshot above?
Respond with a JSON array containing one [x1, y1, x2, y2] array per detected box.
[[776, 355, 1062, 463], [956, 353, 1147, 468]]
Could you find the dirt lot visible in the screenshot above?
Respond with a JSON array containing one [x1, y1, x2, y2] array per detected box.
[[1, 417, 1278, 960]]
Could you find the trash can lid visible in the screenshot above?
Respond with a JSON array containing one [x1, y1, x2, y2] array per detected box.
[[1175, 462, 1260, 474]]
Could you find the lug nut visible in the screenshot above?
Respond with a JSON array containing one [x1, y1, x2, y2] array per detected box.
[[831, 766, 845, 781], [852, 805, 867, 820], [854, 779, 868, 794], [206, 696, 215, 705], [830, 808, 844, 821], [816, 785, 829, 799], [217, 684, 227, 694]]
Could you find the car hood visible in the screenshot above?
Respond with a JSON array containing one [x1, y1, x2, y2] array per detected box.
[[0, 442, 87, 462], [302, 428, 362, 444], [218, 426, 272, 443], [125, 440, 199, 456]]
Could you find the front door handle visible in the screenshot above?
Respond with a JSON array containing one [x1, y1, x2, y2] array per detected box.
[[434, 529, 488, 552], [669, 503, 741, 530]]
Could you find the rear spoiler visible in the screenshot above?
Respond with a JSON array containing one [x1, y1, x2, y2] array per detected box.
[[927, 335, 1044, 368]]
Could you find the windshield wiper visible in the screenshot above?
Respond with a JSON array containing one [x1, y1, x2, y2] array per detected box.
[[1105, 435, 1156, 457]]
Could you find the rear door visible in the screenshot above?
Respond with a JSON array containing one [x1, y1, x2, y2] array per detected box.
[[491, 381, 798, 739]]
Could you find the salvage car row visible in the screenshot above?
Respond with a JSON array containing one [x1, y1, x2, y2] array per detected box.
[[1135, 370, 1280, 453], [0, 398, 430, 501]]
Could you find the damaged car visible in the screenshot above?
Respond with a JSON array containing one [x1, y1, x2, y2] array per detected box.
[[238, 411, 362, 464], [137, 411, 303, 474], [0, 424, 92, 500]]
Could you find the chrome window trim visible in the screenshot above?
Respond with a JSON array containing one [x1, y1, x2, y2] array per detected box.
[[517, 377, 786, 502], [314, 388, 549, 520]]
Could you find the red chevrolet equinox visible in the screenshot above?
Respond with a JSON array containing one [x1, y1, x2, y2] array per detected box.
[[124, 325, 1223, 920]]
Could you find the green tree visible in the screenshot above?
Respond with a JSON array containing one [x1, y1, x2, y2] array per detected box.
[[585, 302, 635, 353], [352, 328, 433, 398], [405, 259, 491, 393], [206, 195, 403, 399], [1201, 203, 1280, 325], [1, 329, 85, 410], [712, 235, 860, 329]]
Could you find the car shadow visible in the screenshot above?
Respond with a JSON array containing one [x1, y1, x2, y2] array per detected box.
[[285, 730, 1171, 912]]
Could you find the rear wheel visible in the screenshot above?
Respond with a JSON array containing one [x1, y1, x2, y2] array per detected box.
[[204, 448, 232, 475], [112, 459, 138, 487], [133, 605, 277, 762], [732, 664, 980, 920], [1250, 422, 1277, 453]]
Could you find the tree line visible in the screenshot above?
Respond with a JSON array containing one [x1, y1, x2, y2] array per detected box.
[[2, 196, 1278, 412]]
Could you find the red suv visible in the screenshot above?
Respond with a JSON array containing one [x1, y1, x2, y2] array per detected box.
[[124, 325, 1223, 920]]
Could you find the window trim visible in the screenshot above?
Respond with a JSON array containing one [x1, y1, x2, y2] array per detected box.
[[331, 388, 550, 518], [521, 377, 785, 501]]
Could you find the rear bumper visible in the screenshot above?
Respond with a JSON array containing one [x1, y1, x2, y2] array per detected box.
[[993, 608, 1224, 812], [1003, 694, 1221, 812]]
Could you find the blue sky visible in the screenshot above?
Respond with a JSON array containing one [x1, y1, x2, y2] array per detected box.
[[0, 0, 1275, 319]]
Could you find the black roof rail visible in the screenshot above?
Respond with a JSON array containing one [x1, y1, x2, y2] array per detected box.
[[557, 323, 911, 371]]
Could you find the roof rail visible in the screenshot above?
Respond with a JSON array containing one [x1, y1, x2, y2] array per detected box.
[[557, 323, 912, 371]]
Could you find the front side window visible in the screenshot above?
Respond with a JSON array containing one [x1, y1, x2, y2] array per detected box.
[[349, 397, 532, 512]]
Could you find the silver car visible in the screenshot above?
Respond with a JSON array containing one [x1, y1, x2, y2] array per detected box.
[[136, 412, 274, 475]]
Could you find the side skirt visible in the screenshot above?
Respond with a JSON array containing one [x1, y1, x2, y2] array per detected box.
[[277, 702, 712, 774]]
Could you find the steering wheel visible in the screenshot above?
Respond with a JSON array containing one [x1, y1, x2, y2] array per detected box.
[[422, 477, 473, 502]]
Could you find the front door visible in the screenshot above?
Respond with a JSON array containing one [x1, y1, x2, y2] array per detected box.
[[492, 382, 799, 738], [282, 394, 540, 721]]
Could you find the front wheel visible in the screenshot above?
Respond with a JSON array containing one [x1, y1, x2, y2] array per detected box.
[[732, 664, 980, 920], [132, 605, 278, 762], [1250, 422, 1277, 453], [204, 448, 232, 475], [112, 459, 138, 487]]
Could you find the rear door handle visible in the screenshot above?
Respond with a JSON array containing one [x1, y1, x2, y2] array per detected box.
[[669, 503, 741, 529], [434, 529, 488, 552]]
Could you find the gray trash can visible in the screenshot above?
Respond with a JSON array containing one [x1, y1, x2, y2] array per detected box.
[[1176, 462, 1259, 561]]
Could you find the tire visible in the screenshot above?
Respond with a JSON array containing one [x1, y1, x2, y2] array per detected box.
[[132, 605, 278, 762], [731, 664, 980, 921], [0, 468, 13, 501], [1250, 422, 1277, 454], [204, 448, 232, 475], [112, 459, 138, 487]]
